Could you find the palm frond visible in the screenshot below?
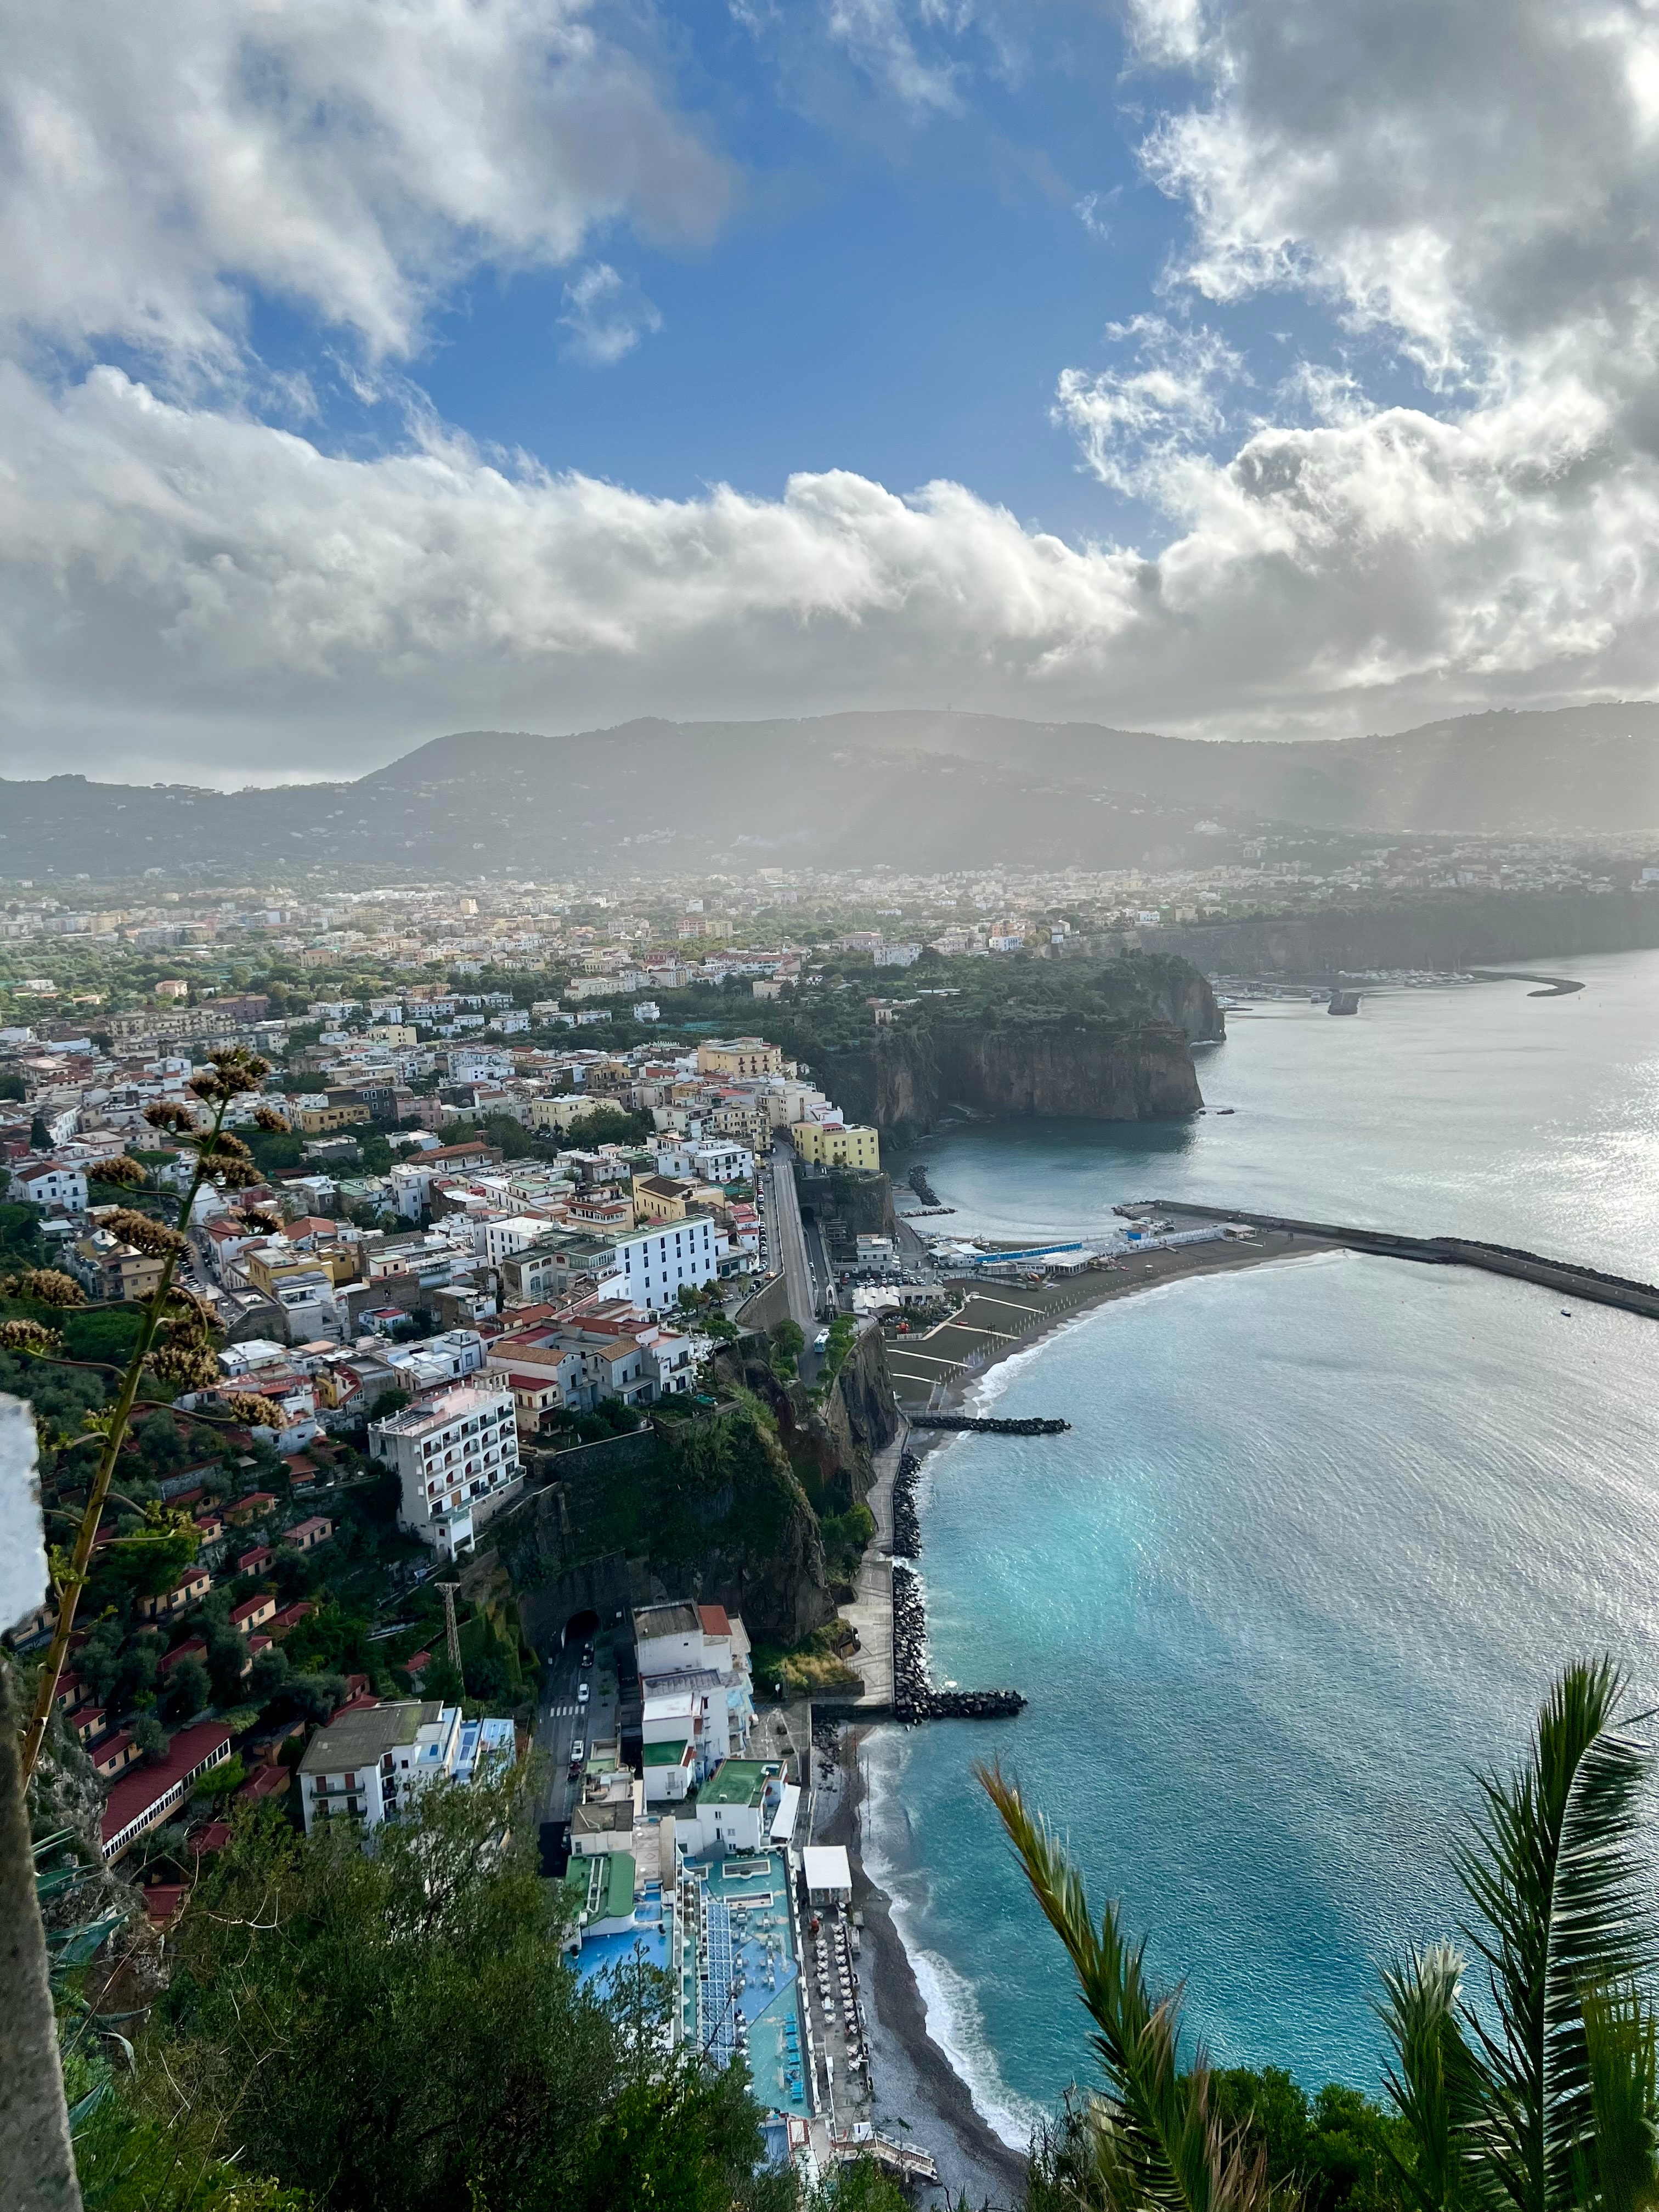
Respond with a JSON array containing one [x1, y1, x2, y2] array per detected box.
[[978, 1759, 1273, 2212], [1573, 1980, 1659, 2212], [1376, 1942, 1494, 2212], [1451, 1660, 1656, 2212]]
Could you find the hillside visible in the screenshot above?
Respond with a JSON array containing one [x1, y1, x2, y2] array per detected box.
[[1, 703, 1655, 881]]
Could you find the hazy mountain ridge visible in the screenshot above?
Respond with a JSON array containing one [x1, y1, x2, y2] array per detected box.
[[2, 704, 1655, 880]]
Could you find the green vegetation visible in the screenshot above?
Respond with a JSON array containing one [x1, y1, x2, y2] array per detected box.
[[748, 1618, 864, 1697], [769, 1318, 805, 1380], [69, 1770, 890, 2212], [994, 1659, 1656, 2212]]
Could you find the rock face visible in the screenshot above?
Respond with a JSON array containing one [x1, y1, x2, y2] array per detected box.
[[931, 1023, 1202, 1121], [837, 1018, 1203, 1135], [500, 1338, 901, 1649], [826, 950, 1218, 1137]]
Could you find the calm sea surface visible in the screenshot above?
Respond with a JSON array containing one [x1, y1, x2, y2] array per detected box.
[[867, 952, 1659, 2145]]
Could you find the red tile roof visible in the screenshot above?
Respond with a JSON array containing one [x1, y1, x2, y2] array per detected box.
[[238, 1763, 291, 1804], [698, 1604, 732, 1638], [100, 1721, 233, 1852]]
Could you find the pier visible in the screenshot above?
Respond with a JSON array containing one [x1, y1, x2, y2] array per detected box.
[[1127, 1202, 1659, 1320]]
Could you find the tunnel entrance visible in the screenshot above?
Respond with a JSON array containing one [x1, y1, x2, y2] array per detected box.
[[561, 1608, 600, 1649]]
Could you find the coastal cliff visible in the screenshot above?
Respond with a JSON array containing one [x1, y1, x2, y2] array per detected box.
[[497, 1334, 901, 1646], [823, 950, 1217, 1137], [1153, 889, 1659, 979]]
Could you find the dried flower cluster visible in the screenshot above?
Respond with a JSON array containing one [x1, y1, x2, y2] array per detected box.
[[0, 1317, 65, 1355], [102, 1209, 188, 1259], [146, 1285, 221, 1393], [187, 1046, 272, 1105], [2, 1268, 88, 1309], [144, 1101, 200, 1136], [92, 1154, 149, 1189], [240, 1207, 283, 1235], [251, 1105, 290, 1133], [219, 1391, 287, 1430]]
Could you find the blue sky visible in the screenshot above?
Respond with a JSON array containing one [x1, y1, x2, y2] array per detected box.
[[1, 0, 1654, 781], [257, 3, 1189, 537]]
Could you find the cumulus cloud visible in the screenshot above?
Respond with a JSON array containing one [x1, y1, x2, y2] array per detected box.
[[4, 0, 1659, 779], [0, 0, 731, 363], [1054, 317, 1246, 494], [4, 354, 1658, 781], [557, 263, 663, 365]]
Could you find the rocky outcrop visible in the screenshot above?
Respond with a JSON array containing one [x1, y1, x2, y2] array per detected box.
[[1155, 890, 1659, 980], [932, 1023, 1202, 1121], [817, 1327, 901, 1496], [825, 950, 1216, 1136], [1131, 952, 1225, 1041], [497, 1402, 837, 1644]]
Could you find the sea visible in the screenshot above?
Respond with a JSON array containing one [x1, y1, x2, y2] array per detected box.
[[865, 949, 1659, 2148]]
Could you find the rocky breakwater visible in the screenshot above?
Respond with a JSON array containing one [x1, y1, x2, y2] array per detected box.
[[909, 1414, 1070, 1435], [892, 1563, 1027, 1722], [891, 1448, 922, 1560]]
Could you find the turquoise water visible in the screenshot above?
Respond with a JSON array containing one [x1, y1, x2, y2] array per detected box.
[[867, 950, 1659, 2143]]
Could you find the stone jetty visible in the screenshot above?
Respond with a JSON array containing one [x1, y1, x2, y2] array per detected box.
[[891, 1448, 922, 1560], [892, 1564, 1026, 1723], [909, 1414, 1071, 1435]]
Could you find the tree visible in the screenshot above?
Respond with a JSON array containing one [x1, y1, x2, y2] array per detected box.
[[164, 1656, 211, 1722], [0, 1071, 25, 1101], [981, 1661, 1658, 2212], [283, 1672, 346, 1723], [135, 1409, 188, 1476], [133, 1770, 681, 2212], [248, 1646, 290, 1703], [133, 1712, 168, 1763], [29, 1113, 51, 1150]]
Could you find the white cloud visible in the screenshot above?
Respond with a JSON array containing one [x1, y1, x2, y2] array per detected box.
[[5, 356, 1659, 782], [5, 0, 1659, 780], [1054, 316, 1246, 494], [823, 0, 965, 112], [557, 264, 663, 365], [0, 0, 731, 364]]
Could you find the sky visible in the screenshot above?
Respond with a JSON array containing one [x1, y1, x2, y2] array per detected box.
[[3, 0, 1659, 785]]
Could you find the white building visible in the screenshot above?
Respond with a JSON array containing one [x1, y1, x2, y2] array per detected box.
[[297, 1700, 462, 1833], [10, 1160, 88, 1213], [688, 1141, 753, 1187], [370, 1381, 522, 1557], [633, 1601, 755, 1780]]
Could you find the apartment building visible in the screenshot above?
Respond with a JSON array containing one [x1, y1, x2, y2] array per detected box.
[[66, 1228, 167, 1303], [370, 1381, 521, 1557], [297, 1700, 462, 1834], [789, 1120, 881, 1171], [694, 1037, 783, 1079]]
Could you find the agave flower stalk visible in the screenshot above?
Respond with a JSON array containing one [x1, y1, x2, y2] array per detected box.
[[15, 1051, 284, 1787]]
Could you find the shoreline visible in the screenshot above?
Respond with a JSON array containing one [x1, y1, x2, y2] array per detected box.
[[822, 1226, 1335, 2195], [900, 1222, 1332, 1435], [817, 1723, 1031, 2208]]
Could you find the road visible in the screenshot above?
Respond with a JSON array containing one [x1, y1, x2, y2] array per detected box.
[[532, 1634, 619, 1831], [763, 1139, 822, 1339]]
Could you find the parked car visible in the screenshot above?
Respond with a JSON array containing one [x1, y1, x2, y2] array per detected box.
[[568, 1739, 585, 1778]]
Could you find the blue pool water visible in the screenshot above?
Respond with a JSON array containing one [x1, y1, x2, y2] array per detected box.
[[867, 952, 1659, 2144]]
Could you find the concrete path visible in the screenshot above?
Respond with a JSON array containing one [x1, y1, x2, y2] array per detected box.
[[837, 1423, 905, 1712]]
